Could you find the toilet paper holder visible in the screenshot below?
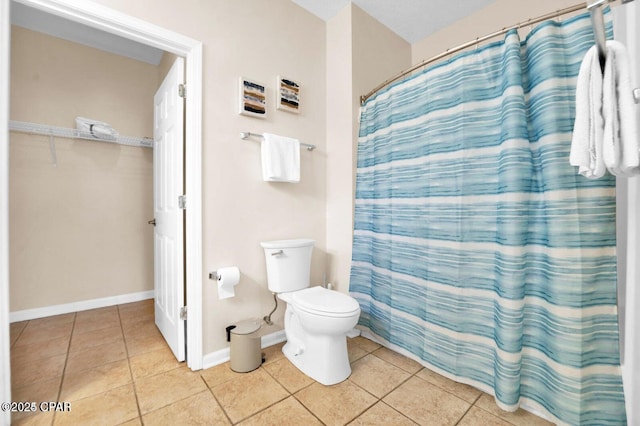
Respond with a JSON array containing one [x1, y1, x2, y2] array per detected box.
[[210, 266, 241, 300], [209, 267, 240, 282]]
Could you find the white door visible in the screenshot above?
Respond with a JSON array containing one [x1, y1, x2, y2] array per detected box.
[[614, 3, 640, 424], [153, 57, 185, 361]]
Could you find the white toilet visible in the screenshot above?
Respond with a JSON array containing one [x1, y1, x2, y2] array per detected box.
[[261, 238, 361, 385]]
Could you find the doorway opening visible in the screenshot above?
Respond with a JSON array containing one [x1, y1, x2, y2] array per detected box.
[[0, 3, 203, 417]]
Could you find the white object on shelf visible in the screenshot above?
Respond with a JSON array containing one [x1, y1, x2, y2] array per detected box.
[[9, 120, 153, 149]]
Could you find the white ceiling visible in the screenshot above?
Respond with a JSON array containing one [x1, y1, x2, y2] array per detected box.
[[292, 0, 496, 43]]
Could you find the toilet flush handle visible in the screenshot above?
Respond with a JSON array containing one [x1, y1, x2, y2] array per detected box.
[[271, 250, 284, 256]]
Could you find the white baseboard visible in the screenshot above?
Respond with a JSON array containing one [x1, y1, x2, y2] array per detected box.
[[9, 290, 154, 322], [261, 329, 286, 349], [202, 329, 286, 370]]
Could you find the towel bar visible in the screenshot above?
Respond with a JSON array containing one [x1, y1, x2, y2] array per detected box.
[[240, 132, 316, 151]]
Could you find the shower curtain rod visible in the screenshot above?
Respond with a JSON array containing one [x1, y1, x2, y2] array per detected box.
[[360, 0, 631, 105]]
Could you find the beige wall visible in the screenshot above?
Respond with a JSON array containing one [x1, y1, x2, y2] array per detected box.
[[9, 27, 157, 311], [412, 0, 582, 63], [325, 4, 411, 292], [87, 0, 328, 355], [158, 52, 179, 83], [14, 0, 584, 357], [325, 6, 354, 293], [352, 5, 411, 108], [84, 0, 410, 355]]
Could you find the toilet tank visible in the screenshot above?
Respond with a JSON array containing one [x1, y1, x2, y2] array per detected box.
[[261, 239, 314, 293]]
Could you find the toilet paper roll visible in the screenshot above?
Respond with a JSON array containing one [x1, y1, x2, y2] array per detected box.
[[217, 266, 240, 300]]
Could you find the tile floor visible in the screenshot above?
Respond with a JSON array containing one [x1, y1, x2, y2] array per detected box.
[[9, 300, 554, 425]]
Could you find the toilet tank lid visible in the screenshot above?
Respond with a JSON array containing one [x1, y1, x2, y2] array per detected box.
[[260, 238, 315, 249]]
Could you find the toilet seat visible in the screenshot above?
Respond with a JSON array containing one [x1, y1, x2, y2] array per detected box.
[[291, 286, 360, 317]]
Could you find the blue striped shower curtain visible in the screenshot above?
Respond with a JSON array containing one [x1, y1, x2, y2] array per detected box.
[[350, 12, 626, 426]]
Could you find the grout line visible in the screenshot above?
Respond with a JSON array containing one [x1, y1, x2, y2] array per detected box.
[[53, 312, 77, 425], [203, 383, 234, 425], [345, 361, 417, 423], [369, 347, 425, 375], [232, 393, 291, 424], [200, 367, 291, 425], [259, 352, 324, 424], [346, 376, 382, 401], [14, 310, 539, 425], [344, 344, 390, 423], [368, 346, 488, 411], [348, 342, 487, 425], [453, 401, 476, 426], [117, 303, 144, 425], [253, 363, 321, 423], [259, 360, 290, 392], [470, 404, 520, 426], [290, 392, 327, 426], [7, 320, 30, 426], [137, 385, 211, 424], [9, 321, 28, 350], [346, 400, 418, 426]]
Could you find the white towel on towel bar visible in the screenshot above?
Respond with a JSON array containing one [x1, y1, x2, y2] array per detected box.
[[261, 133, 300, 182], [602, 40, 640, 176], [570, 45, 606, 179]]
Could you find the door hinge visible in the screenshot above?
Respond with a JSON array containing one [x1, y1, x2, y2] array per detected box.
[[178, 84, 186, 98], [179, 306, 187, 320], [178, 195, 186, 209]]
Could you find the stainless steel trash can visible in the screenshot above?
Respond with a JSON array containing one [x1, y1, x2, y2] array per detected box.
[[225, 319, 263, 372]]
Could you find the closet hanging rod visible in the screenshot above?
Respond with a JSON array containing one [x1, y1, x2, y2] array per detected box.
[[9, 120, 153, 148], [360, 0, 632, 105], [240, 131, 316, 151]]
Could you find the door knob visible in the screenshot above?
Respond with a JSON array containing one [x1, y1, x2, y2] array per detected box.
[[148, 219, 156, 226]]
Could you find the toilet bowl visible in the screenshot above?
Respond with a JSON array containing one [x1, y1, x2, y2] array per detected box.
[[260, 239, 361, 385], [278, 286, 360, 385]]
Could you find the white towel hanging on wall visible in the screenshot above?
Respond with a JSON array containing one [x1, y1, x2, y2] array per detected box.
[[570, 45, 606, 179], [261, 133, 301, 182], [570, 39, 640, 178]]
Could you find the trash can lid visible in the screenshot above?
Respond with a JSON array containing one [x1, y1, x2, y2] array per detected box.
[[230, 318, 261, 335]]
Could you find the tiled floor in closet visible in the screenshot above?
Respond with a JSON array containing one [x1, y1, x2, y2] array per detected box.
[[9, 300, 553, 425]]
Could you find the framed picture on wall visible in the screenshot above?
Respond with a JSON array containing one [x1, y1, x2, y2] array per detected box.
[[276, 76, 300, 114], [239, 77, 267, 118]]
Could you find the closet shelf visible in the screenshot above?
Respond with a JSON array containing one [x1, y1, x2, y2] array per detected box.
[[9, 120, 153, 149]]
